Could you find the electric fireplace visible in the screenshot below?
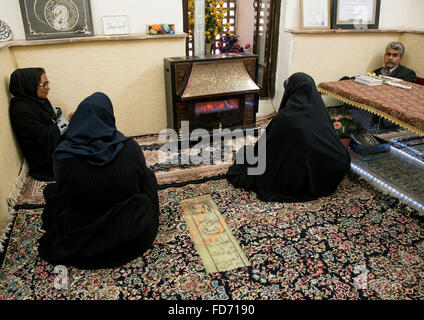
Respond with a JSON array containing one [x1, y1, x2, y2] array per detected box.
[[164, 54, 260, 136], [195, 98, 239, 115]]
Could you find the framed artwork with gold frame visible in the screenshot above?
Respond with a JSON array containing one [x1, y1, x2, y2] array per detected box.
[[19, 0, 94, 40]]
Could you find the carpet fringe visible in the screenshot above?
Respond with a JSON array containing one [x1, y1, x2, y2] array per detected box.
[[317, 86, 424, 136], [1, 160, 28, 254], [0, 206, 17, 254], [7, 160, 28, 208]]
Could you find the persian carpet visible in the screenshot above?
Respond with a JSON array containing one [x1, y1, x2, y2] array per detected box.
[[134, 134, 256, 188], [13, 116, 273, 208], [1, 174, 424, 300], [12, 136, 256, 207]]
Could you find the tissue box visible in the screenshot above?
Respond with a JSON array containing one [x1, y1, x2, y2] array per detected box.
[[351, 135, 391, 156]]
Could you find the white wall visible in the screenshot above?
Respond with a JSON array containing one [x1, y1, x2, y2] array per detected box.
[[236, 0, 255, 48], [285, 0, 424, 30], [273, 0, 424, 111], [379, 0, 424, 30], [273, 0, 290, 112], [1, 0, 183, 40], [0, 1, 187, 244]]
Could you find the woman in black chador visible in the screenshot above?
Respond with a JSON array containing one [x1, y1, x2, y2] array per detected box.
[[38, 92, 160, 269], [227, 72, 351, 202], [9, 68, 69, 181]]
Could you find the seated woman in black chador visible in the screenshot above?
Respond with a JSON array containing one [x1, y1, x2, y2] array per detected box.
[[9, 68, 70, 181], [38, 92, 160, 269], [227, 72, 351, 202]]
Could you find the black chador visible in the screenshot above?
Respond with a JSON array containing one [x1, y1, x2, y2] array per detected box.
[[9, 68, 62, 180], [38, 92, 160, 269], [227, 72, 351, 202]]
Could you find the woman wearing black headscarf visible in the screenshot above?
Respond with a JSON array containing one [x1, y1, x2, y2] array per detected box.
[[38, 92, 160, 269], [9, 68, 69, 181], [227, 72, 351, 202]]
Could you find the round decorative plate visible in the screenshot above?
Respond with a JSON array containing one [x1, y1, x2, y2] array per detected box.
[[44, 0, 79, 31], [0, 20, 12, 42]]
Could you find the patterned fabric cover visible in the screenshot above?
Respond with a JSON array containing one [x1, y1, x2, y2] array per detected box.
[[317, 80, 424, 136]]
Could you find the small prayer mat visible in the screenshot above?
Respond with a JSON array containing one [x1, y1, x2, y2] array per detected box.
[[181, 195, 251, 273]]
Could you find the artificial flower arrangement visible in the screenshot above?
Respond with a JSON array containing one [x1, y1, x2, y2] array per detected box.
[[367, 72, 395, 82], [332, 114, 354, 139], [367, 72, 383, 80], [216, 34, 251, 54], [188, 0, 231, 43]]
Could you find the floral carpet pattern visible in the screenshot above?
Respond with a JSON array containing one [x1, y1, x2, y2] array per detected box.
[[13, 136, 256, 207], [14, 117, 272, 207], [135, 134, 256, 187], [1, 174, 424, 300]]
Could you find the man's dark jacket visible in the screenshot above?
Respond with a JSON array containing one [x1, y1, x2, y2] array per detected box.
[[373, 64, 417, 83]]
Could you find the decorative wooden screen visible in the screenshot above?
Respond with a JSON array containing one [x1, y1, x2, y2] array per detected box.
[[183, 0, 237, 56], [253, 0, 280, 98]]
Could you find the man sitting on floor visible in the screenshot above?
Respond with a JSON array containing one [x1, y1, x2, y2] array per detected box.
[[372, 41, 416, 83], [351, 41, 417, 131]]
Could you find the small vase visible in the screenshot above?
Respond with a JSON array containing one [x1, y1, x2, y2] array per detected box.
[[339, 138, 351, 151], [205, 42, 215, 55]]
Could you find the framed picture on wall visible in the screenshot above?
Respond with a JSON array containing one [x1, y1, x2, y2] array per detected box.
[[300, 0, 330, 29], [331, 0, 381, 29], [102, 15, 130, 35], [18, 0, 94, 40]]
